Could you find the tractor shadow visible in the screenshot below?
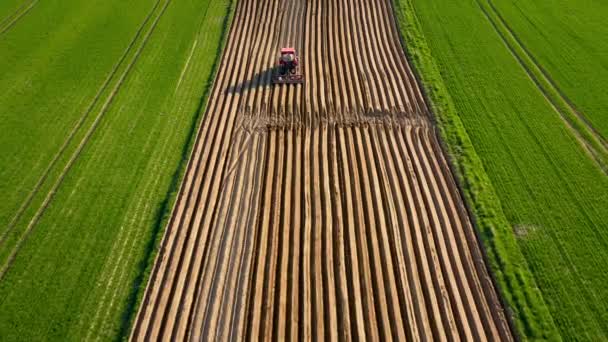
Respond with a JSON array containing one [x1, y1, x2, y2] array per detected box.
[[225, 67, 276, 94]]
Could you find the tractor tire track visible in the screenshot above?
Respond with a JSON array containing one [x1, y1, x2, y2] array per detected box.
[[0, 0, 39, 36], [476, 0, 608, 174], [131, 0, 513, 339], [485, 0, 607, 150]]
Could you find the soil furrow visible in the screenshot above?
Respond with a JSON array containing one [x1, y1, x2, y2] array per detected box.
[[131, 0, 513, 339]]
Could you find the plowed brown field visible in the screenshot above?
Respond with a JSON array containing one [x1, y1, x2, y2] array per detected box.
[[130, 0, 513, 339]]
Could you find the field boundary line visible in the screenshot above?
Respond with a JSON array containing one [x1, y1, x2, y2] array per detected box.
[[477, 0, 608, 174], [392, 6, 513, 336], [392, 0, 560, 338], [0, 0, 39, 36], [0, 0, 166, 247], [127, 0, 238, 337], [0, 0, 174, 282], [104, 2, 234, 339]]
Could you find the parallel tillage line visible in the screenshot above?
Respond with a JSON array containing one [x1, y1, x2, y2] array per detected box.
[[130, 0, 514, 339]]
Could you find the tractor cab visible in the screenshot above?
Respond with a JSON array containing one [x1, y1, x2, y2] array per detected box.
[[273, 47, 304, 84]]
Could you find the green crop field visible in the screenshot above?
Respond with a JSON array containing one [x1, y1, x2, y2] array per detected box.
[[396, 0, 608, 339], [0, 0, 231, 339]]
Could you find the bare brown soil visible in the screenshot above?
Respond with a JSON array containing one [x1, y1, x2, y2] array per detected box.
[[130, 0, 513, 339]]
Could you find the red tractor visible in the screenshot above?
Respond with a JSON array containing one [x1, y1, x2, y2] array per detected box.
[[273, 47, 303, 84]]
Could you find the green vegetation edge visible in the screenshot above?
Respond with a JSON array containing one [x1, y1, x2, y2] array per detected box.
[[393, 0, 560, 339], [120, 0, 237, 339]]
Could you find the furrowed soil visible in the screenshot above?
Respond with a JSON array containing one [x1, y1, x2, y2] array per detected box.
[[131, 0, 513, 339]]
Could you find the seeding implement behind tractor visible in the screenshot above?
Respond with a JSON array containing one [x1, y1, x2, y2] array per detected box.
[[272, 47, 304, 84]]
